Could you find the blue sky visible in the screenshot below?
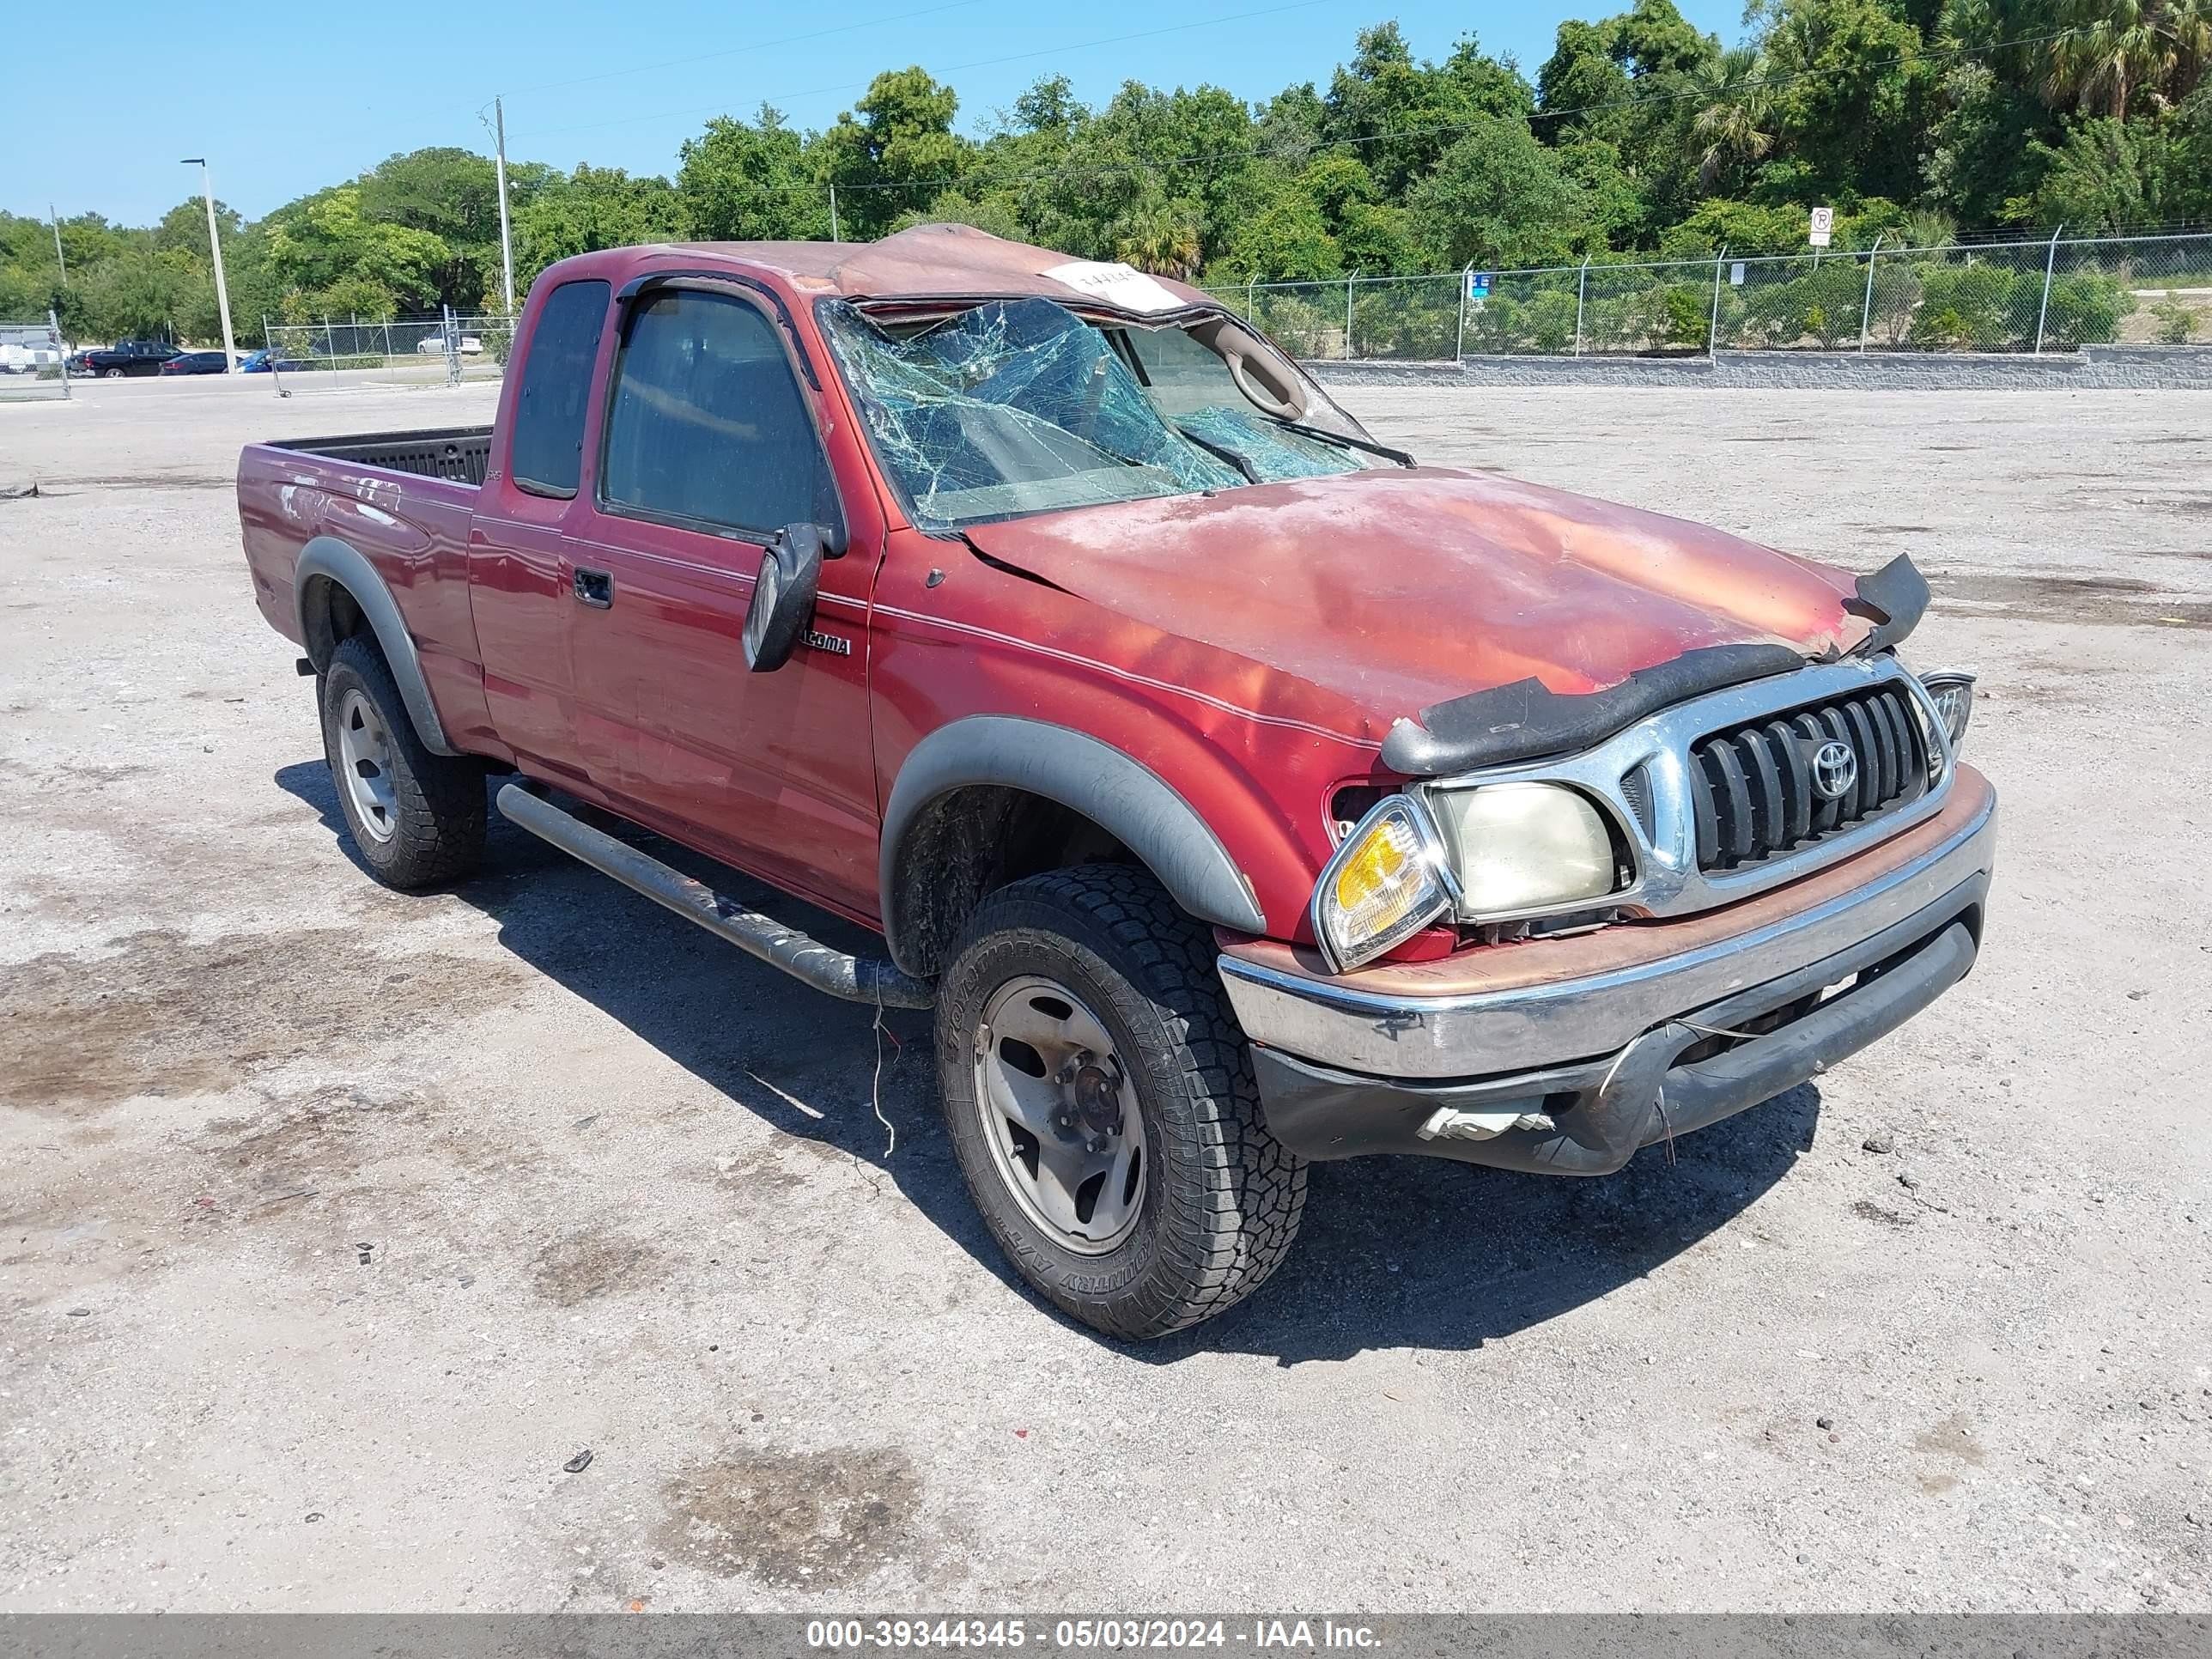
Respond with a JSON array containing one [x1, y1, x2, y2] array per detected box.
[[8, 0, 1744, 225]]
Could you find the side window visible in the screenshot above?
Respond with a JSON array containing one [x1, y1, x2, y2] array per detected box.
[[600, 288, 837, 538], [1120, 325, 1244, 417], [507, 278, 611, 498]]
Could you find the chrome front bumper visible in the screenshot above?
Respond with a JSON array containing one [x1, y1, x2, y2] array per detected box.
[[1218, 777, 1997, 1086]]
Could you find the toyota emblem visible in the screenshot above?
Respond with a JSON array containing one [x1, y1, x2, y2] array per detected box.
[[1811, 739, 1858, 800]]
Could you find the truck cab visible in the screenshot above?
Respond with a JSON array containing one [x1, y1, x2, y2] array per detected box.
[[78, 338, 182, 377], [238, 226, 1995, 1340]]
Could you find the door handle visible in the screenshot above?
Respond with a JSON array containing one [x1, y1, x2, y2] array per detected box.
[[572, 567, 613, 609]]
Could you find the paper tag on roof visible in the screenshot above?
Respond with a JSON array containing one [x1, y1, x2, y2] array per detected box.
[[1043, 261, 1183, 314]]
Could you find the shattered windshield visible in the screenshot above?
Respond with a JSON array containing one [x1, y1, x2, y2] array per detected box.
[[817, 296, 1371, 532]]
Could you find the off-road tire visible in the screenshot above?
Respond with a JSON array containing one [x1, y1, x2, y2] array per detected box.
[[935, 865, 1307, 1339], [319, 634, 485, 889]]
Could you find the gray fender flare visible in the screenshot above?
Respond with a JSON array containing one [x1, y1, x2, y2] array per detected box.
[[879, 715, 1266, 974], [293, 534, 459, 756]]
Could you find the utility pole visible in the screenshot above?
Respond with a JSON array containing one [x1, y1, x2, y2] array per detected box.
[[49, 205, 67, 284], [493, 95, 516, 315], [829, 184, 841, 243], [180, 159, 237, 371]]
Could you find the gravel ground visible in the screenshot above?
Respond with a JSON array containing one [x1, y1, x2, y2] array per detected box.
[[2, 375, 2208, 1614]]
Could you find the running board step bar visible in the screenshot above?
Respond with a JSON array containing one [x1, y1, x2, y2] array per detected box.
[[495, 784, 936, 1010]]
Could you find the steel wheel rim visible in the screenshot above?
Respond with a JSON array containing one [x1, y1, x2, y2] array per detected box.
[[335, 688, 399, 844], [971, 974, 1147, 1255]]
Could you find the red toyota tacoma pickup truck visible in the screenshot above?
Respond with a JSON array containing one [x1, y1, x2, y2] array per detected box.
[[239, 225, 1996, 1339]]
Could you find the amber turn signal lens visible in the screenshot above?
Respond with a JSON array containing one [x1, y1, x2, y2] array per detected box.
[[1312, 797, 1451, 973]]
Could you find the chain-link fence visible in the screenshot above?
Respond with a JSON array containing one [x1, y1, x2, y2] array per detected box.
[[0, 313, 71, 402], [1212, 231, 2212, 362], [261, 311, 515, 394]]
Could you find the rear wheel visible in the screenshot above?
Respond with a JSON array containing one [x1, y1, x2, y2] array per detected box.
[[935, 866, 1306, 1340], [318, 635, 485, 889]]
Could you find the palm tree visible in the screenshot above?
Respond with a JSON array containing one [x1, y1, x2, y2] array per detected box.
[[2047, 0, 2212, 117], [1688, 46, 1778, 191], [1902, 206, 1958, 250], [1109, 188, 1205, 279]]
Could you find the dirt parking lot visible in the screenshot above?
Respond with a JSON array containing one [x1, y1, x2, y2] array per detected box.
[[2, 375, 2208, 1613]]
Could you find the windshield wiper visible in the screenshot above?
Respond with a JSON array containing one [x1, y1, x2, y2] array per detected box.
[[1267, 416, 1415, 468], [1175, 423, 1260, 483]]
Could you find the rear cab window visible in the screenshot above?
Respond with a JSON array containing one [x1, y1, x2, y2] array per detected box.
[[507, 279, 611, 497]]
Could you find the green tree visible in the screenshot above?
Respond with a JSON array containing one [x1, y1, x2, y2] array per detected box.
[[1558, 137, 1652, 242], [1216, 187, 1341, 280], [1322, 23, 1534, 199], [1688, 45, 1778, 188], [1536, 17, 1636, 143], [819, 67, 969, 240], [2045, 0, 2212, 118], [356, 148, 519, 308], [1109, 182, 1209, 278], [1753, 0, 1940, 202], [1921, 57, 2056, 227], [263, 186, 450, 320], [1409, 116, 1598, 267], [679, 106, 827, 240], [1536, 0, 1720, 228], [75, 249, 195, 341], [1091, 82, 1269, 266], [2020, 113, 2179, 222], [892, 190, 1030, 240], [1011, 74, 1088, 135], [512, 166, 686, 286]]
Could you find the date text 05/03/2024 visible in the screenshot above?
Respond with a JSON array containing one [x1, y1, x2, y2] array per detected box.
[[804, 1620, 1385, 1650]]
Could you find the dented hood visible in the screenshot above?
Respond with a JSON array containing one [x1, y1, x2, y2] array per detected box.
[[963, 466, 1872, 740]]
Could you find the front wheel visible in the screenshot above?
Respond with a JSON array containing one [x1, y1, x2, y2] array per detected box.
[[935, 866, 1306, 1340]]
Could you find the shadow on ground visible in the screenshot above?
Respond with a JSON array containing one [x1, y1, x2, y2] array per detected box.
[[277, 760, 1820, 1365]]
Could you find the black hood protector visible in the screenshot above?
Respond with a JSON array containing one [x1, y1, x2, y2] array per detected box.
[[1378, 556, 1929, 777]]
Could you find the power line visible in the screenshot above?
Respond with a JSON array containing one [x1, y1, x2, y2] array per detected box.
[[819, 22, 2094, 196]]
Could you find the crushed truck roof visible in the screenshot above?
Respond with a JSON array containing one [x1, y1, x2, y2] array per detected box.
[[639, 223, 1216, 310]]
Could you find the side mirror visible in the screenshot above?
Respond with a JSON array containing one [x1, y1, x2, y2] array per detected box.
[[741, 523, 826, 672]]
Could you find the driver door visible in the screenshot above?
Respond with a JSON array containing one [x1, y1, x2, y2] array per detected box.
[[564, 283, 880, 920]]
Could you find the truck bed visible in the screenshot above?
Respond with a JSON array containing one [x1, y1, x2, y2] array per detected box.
[[270, 426, 493, 487]]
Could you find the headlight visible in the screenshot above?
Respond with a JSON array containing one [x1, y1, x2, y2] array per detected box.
[[1427, 781, 1621, 919], [1311, 795, 1453, 973], [1920, 672, 1974, 751]]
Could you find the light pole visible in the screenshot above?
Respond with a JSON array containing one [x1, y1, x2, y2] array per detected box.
[[179, 158, 238, 372]]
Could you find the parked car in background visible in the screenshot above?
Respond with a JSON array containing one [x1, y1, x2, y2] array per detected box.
[[159, 350, 234, 376], [239, 349, 314, 374], [72, 339, 181, 377], [235, 226, 1995, 1340], [414, 333, 485, 355], [0, 342, 63, 374]]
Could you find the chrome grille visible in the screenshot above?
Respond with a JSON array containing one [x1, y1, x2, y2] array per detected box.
[[1687, 685, 1929, 872]]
